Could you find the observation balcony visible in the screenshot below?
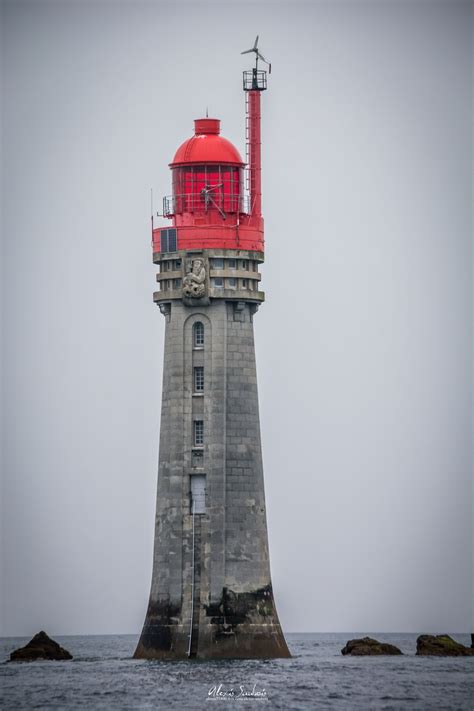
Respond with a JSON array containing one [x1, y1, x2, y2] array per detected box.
[[243, 69, 267, 91], [162, 193, 250, 218]]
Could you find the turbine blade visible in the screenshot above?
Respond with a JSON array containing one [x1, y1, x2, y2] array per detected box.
[[253, 35, 259, 49], [256, 50, 268, 63], [241, 48, 255, 55]]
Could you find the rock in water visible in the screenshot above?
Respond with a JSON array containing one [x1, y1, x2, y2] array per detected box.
[[341, 637, 402, 656], [416, 635, 474, 656], [10, 631, 73, 661]]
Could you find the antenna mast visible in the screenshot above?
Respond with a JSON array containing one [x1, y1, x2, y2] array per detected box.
[[241, 36, 270, 218]]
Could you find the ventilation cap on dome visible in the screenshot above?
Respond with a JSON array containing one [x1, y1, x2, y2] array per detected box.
[[194, 118, 220, 135]]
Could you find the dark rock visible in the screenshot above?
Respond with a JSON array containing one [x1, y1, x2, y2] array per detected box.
[[9, 631, 73, 662], [341, 636, 402, 656], [416, 634, 474, 657]]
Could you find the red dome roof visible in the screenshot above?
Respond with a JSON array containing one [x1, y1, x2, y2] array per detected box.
[[170, 118, 244, 167]]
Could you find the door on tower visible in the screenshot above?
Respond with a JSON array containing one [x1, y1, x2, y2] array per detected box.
[[190, 474, 206, 514]]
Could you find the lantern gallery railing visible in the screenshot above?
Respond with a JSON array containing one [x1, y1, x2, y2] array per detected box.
[[242, 69, 267, 91], [162, 193, 250, 217]]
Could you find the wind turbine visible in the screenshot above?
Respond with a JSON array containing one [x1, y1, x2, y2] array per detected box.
[[241, 35, 271, 73]]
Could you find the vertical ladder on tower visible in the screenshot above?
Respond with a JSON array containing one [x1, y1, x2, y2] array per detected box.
[[244, 92, 251, 211], [188, 512, 202, 657]]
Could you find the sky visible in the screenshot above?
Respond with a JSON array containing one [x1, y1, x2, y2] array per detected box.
[[1, 0, 472, 636]]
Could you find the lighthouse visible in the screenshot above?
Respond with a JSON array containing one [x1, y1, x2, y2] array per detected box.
[[134, 42, 290, 660]]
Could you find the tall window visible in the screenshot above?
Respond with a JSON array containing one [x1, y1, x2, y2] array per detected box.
[[194, 420, 204, 445], [194, 366, 204, 393], [193, 321, 204, 348]]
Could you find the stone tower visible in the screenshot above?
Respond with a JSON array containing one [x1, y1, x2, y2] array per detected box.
[[134, 54, 290, 660]]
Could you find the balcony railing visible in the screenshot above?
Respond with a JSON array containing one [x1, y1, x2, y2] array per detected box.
[[243, 69, 267, 91], [162, 194, 250, 218]]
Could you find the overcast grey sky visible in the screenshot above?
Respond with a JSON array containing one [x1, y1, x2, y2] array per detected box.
[[1, 0, 472, 636]]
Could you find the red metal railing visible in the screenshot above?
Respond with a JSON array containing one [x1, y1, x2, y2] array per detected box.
[[162, 193, 250, 217]]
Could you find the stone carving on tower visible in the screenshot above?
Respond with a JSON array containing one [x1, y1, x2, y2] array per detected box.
[[183, 257, 207, 299]]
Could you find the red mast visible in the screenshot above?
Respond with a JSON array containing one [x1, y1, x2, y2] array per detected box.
[[242, 35, 270, 221], [246, 90, 262, 217]]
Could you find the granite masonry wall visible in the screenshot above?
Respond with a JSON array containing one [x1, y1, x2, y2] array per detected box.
[[134, 299, 289, 659]]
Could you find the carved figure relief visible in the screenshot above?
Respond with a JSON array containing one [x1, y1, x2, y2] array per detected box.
[[183, 258, 207, 299]]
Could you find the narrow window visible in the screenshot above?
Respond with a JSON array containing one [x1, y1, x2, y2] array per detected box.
[[174, 278, 182, 289], [168, 228, 177, 252], [175, 259, 182, 269], [242, 279, 248, 289], [212, 257, 224, 269], [194, 420, 204, 445], [193, 321, 204, 347], [212, 277, 224, 288], [194, 366, 204, 392], [228, 258, 236, 270], [227, 278, 236, 289], [190, 474, 206, 514], [160, 230, 168, 253], [241, 260, 248, 270]]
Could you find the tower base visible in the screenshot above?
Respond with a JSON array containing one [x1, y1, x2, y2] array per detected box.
[[134, 585, 291, 660]]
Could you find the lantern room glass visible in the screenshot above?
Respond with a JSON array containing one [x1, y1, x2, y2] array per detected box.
[[172, 165, 242, 214]]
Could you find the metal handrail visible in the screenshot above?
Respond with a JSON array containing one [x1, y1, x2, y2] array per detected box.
[[187, 499, 196, 658], [243, 69, 267, 91], [162, 194, 250, 217]]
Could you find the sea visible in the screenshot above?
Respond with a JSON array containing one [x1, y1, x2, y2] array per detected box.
[[1, 633, 472, 710]]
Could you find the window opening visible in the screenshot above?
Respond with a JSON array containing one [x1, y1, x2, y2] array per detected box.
[[194, 420, 204, 445], [193, 321, 204, 347], [194, 366, 204, 392]]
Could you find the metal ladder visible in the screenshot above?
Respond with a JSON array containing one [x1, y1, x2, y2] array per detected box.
[[187, 508, 202, 657], [244, 92, 251, 211]]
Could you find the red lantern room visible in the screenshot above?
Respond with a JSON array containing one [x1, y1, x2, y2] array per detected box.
[[152, 76, 266, 256], [169, 118, 245, 220]]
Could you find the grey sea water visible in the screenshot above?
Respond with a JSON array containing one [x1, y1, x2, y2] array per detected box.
[[0, 633, 472, 710]]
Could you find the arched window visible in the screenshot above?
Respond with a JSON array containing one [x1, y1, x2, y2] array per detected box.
[[193, 321, 204, 348]]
